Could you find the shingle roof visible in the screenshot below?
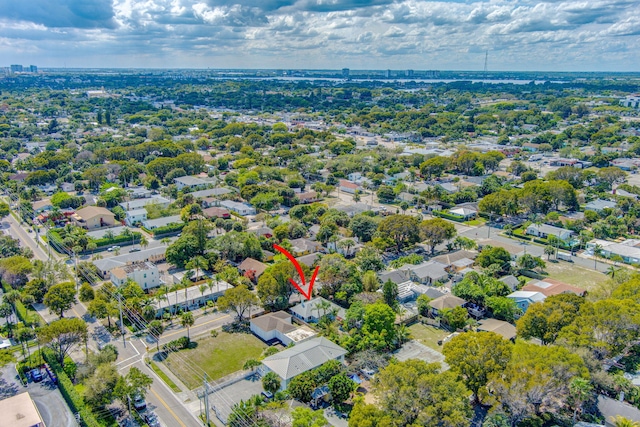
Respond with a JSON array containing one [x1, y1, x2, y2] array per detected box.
[[477, 319, 517, 340], [429, 294, 467, 310], [250, 311, 296, 334], [262, 337, 346, 381]]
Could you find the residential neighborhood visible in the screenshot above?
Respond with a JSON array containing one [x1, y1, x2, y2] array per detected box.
[[1, 69, 640, 427]]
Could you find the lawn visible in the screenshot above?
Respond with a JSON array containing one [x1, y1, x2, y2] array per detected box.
[[542, 261, 608, 291], [464, 218, 487, 227], [164, 332, 266, 389], [408, 323, 450, 351]]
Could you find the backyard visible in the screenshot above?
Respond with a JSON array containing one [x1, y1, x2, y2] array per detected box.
[[542, 261, 608, 290], [408, 323, 451, 351], [163, 331, 267, 390]]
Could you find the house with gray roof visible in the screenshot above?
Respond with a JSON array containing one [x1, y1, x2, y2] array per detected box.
[[290, 297, 346, 323], [585, 199, 617, 212], [506, 290, 546, 314], [525, 223, 574, 241], [119, 196, 170, 211], [93, 246, 166, 278], [250, 311, 316, 346], [260, 337, 347, 389], [191, 187, 232, 198], [141, 215, 182, 230], [407, 261, 449, 285]]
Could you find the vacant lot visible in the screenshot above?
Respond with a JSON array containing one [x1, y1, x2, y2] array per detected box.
[[543, 261, 608, 290], [164, 332, 266, 389], [408, 323, 450, 351]]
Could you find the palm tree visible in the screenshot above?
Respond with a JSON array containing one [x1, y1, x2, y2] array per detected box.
[[180, 312, 195, 340], [607, 265, 621, 279], [186, 256, 207, 284], [610, 416, 640, 427], [139, 235, 149, 250], [3, 290, 22, 328], [593, 243, 603, 270], [395, 324, 411, 346], [0, 304, 13, 336], [104, 230, 115, 242], [160, 237, 170, 246], [570, 377, 593, 424], [338, 239, 356, 257], [313, 300, 331, 320], [181, 272, 193, 305]]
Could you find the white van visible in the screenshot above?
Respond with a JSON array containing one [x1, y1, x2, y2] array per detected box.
[[557, 252, 573, 262]]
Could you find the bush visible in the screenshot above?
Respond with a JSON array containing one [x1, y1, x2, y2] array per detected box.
[[42, 349, 103, 427], [163, 336, 190, 351], [145, 222, 185, 237], [433, 211, 465, 222]]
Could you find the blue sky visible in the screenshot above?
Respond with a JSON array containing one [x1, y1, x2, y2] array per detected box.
[[0, 0, 639, 71]]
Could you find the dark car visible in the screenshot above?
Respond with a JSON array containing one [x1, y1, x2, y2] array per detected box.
[[145, 412, 160, 427], [133, 394, 147, 411], [30, 369, 43, 382]]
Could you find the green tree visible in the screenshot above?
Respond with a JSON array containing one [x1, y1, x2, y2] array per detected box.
[[441, 306, 468, 330], [420, 218, 456, 254], [377, 215, 420, 252], [83, 363, 120, 409], [354, 245, 385, 272], [375, 359, 471, 427], [349, 215, 378, 243], [382, 280, 398, 310], [262, 371, 281, 395], [328, 373, 356, 403], [79, 282, 95, 302], [0, 202, 9, 219], [43, 282, 77, 318], [217, 285, 258, 322], [516, 293, 584, 345], [180, 312, 195, 340], [569, 377, 593, 424], [38, 317, 88, 364], [288, 371, 316, 402], [148, 319, 165, 352], [292, 407, 329, 427], [443, 331, 512, 403]]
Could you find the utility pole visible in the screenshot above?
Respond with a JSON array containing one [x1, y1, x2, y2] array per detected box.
[[118, 294, 126, 348], [203, 374, 210, 426]]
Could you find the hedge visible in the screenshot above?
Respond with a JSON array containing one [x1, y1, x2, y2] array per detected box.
[[1, 282, 36, 326], [92, 233, 141, 248], [433, 211, 465, 222], [143, 222, 184, 237], [42, 349, 103, 427]]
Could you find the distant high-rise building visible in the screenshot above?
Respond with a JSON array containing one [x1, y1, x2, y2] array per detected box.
[[385, 69, 391, 78], [10, 64, 23, 73], [342, 68, 350, 78], [405, 69, 414, 77], [29, 65, 37, 73]]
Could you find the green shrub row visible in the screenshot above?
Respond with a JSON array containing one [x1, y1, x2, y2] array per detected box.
[[1, 282, 35, 326], [92, 233, 141, 248], [42, 349, 103, 427], [433, 211, 465, 222], [144, 222, 184, 236]]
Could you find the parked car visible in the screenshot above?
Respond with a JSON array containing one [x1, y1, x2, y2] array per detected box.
[[29, 369, 43, 382], [133, 394, 146, 410], [261, 391, 273, 400], [107, 245, 121, 252], [144, 412, 160, 427], [129, 248, 141, 253]]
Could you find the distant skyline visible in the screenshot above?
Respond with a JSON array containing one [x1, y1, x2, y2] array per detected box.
[[1, 0, 639, 72]]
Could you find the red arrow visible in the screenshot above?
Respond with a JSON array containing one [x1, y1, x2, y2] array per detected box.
[[273, 244, 319, 301]]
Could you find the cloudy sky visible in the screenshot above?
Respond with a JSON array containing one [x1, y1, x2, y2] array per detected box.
[[0, 0, 639, 71]]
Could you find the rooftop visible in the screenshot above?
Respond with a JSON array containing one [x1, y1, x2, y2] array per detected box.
[[262, 337, 347, 381], [0, 392, 44, 427]]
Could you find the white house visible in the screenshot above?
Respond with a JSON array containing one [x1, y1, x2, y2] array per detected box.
[[219, 200, 256, 216], [289, 297, 346, 323], [249, 311, 316, 346], [110, 261, 162, 290], [174, 175, 212, 190], [125, 208, 147, 226], [406, 261, 449, 285], [141, 215, 182, 230], [260, 337, 347, 390], [525, 223, 574, 241], [119, 196, 170, 211]]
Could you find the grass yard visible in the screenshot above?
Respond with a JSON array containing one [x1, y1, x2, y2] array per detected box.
[[164, 332, 266, 390], [542, 261, 608, 291], [464, 218, 487, 227], [408, 323, 450, 351]]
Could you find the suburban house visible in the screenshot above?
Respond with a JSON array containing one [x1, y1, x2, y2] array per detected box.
[[522, 278, 586, 297], [587, 238, 640, 265], [238, 257, 268, 280], [585, 199, 617, 212], [32, 199, 53, 213], [449, 207, 477, 220], [125, 208, 147, 226], [525, 223, 574, 241], [110, 261, 161, 290], [428, 294, 467, 317], [191, 187, 233, 199], [119, 195, 170, 211], [249, 311, 316, 346], [154, 281, 233, 316], [93, 247, 167, 278], [260, 337, 347, 390], [219, 200, 256, 216], [338, 179, 360, 194], [248, 226, 273, 239], [499, 275, 521, 291], [290, 238, 323, 256], [296, 253, 321, 268], [290, 297, 346, 323], [128, 187, 152, 199], [71, 206, 116, 229], [173, 175, 213, 190], [506, 290, 546, 313], [0, 392, 45, 427], [298, 191, 320, 204], [406, 261, 449, 285], [202, 207, 230, 219], [379, 269, 411, 285], [141, 215, 182, 230], [477, 319, 517, 341]]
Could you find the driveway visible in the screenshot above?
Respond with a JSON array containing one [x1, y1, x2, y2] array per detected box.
[[0, 364, 76, 427]]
